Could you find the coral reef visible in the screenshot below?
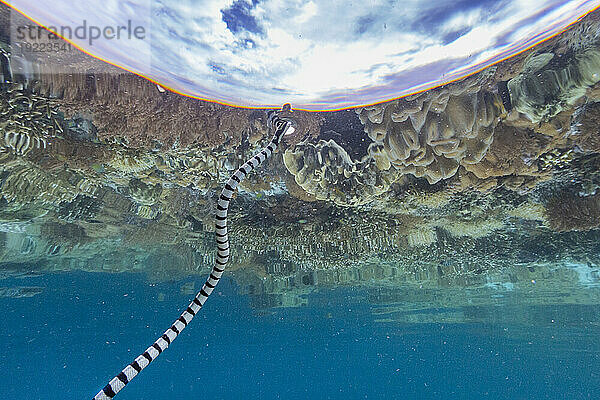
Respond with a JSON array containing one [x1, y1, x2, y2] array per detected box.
[[507, 201, 547, 223], [57, 194, 102, 222], [0, 7, 324, 153], [439, 217, 504, 239], [356, 73, 504, 184], [460, 123, 554, 192], [507, 49, 600, 123], [406, 225, 437, 247], [0, 87, 61, 155], [40, 221, 90, 247], [575, 101, 600, 152], [128, 178, 162, 206], [0, 161, 97, 206], [106, 150, 155, 175], [464, 124, 548, 179], [20, 68, 323, 150], [283, 139, 400, 206], [545, 191, 600, 232]]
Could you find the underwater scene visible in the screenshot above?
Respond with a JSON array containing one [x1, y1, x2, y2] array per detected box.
[[1, 1, 600, 399]]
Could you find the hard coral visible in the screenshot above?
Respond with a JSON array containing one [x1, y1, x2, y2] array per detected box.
[[507, 49, 600, 123], [357, 73, 504, 184], [283, 139, 400, 206], [464, 124, 542, 178], [546, 191, 600, 232], [575, 102, 600, 152]]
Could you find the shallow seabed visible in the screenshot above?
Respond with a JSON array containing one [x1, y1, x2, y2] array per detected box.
[[1, 271, 598, 400]]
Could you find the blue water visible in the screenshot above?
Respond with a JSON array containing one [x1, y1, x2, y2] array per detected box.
[[1, 271, 599, 399]]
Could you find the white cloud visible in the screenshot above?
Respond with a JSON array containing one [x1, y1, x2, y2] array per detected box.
[[7, 0, 600, 109]]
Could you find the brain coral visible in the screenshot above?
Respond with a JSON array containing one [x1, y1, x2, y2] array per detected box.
[[356, 76, 504, 184]]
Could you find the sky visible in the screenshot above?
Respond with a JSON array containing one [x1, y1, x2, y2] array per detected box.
[[6, 0, 600, 109]]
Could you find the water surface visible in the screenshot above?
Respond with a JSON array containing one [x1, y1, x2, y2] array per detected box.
[[2, 271, 599, 399]]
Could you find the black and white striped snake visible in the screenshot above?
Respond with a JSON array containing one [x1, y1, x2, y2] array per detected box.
[[93, 105, 295, 400]]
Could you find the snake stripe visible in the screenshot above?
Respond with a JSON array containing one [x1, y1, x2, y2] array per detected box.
[[93, 105, 294, 400]]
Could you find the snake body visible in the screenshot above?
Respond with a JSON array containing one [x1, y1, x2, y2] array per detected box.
[[93, 106, 295, 399]]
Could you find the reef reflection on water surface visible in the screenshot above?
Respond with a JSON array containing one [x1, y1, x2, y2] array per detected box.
[[0, 6, 600, 325]]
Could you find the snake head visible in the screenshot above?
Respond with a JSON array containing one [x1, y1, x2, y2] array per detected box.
[[282, 119, 296, 136], [267, 104, 297, 137], [277, 104, 296, 135], [279, 103, 292, 113]]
